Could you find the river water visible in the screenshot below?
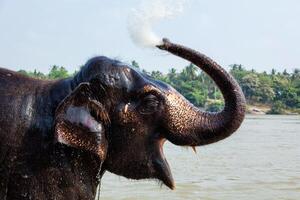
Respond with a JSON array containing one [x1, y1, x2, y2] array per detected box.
[[99, 115, 300, 200]]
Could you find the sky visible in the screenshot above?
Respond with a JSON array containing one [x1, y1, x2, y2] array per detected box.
[[0, 0, 299, 74]]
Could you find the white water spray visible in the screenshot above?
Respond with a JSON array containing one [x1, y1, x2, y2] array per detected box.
[[127, 0, 188, 48]]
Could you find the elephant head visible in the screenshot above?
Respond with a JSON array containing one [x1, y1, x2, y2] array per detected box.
[[54, 39, 246, 189]]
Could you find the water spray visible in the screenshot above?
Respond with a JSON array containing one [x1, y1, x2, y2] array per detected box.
[[127, 0, 188, 48]]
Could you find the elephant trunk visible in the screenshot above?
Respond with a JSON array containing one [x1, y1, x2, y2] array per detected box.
[[157, 38, 246, 146]]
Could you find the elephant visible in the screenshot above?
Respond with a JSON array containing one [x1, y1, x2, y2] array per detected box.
[[0, 38, 246, 200]]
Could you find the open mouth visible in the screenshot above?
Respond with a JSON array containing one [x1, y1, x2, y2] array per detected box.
[[152, 138, 175, 189]]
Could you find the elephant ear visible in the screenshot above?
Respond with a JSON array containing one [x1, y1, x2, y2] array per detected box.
[[54, 83, 110, 161]]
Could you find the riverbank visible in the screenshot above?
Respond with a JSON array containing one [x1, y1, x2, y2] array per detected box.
[[246, 103, 300, 115]]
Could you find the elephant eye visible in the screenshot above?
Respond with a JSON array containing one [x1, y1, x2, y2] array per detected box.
[[139, 94, 160, 115]]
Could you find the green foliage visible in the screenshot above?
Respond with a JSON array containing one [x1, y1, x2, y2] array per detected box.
[[18, 69, 47, 79], [48, 65, 69, 79], [230, 65, 299, 110], [17, 62, 300, 113], [154, 63, 209, 107], [267, 101, 285, 114], [206, 100, 224, 112], [18, 65, 69, 80], [150, 71, 166, 81], [131, 60, 140, 69]]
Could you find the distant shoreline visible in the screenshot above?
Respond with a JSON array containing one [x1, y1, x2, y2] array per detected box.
[[246, 104, 299, 115]]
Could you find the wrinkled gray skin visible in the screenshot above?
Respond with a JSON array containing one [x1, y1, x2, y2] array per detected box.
[[0, 39, 246, 200]]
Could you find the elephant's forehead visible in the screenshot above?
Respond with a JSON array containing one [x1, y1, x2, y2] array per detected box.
[[138, 81, 172, 95], [98, 62, 174, 93], [95, 65, 135, 90], [151, 79, 173, 91], [130, 70, 173, 92], [107, 65, 149, 90]]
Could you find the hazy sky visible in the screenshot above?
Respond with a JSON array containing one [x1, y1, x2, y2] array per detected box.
[[0, 0, 299, 74]]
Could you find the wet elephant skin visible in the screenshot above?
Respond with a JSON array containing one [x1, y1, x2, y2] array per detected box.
[[0, 68, 101, 200], [0, 40, 246, 200]]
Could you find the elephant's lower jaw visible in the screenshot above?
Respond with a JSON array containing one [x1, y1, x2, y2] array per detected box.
[[152, 139, 175, 189], [104, 138, 175, 189], [153, 156, 174, 189]]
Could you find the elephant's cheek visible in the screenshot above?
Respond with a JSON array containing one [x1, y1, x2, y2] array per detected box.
[[104, 154, 152, 179], [116, 103, 137, 124]]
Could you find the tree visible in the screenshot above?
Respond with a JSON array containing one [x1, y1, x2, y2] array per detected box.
[[240, 73, 260, 101], [283, 69, 289, 76], [131, 60, 140, 69], [257, 73, 275, 103], [48, 65, 69, 79], [150, 70, 165, 81], [206, 100, 224, 112], [185, 63, 198, 80], [167, 68, 177, 83], [267, 101, 285, 114], [18, 69, 46, 79]]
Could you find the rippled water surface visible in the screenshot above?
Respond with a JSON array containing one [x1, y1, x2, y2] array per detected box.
[[99, 115, 300, 200]]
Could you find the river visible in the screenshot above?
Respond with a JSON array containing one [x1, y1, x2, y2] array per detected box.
[[99, 115, 300, 200]]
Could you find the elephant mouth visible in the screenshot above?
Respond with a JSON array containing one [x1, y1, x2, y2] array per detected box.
[[152, 138, 175, 189]]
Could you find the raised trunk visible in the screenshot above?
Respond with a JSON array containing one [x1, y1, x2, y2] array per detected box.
[[157, 39, 246, 146]]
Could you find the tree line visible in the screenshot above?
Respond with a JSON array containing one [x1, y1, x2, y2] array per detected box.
[[18, 62, 300, 114]]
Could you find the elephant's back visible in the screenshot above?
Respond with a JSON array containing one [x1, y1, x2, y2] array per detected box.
[[0, 68, 39, 198], [0, 67, 40, 92], [1, 68, 36, 119], [0, 68, 49, 147], [0, 69, 33, 147]]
